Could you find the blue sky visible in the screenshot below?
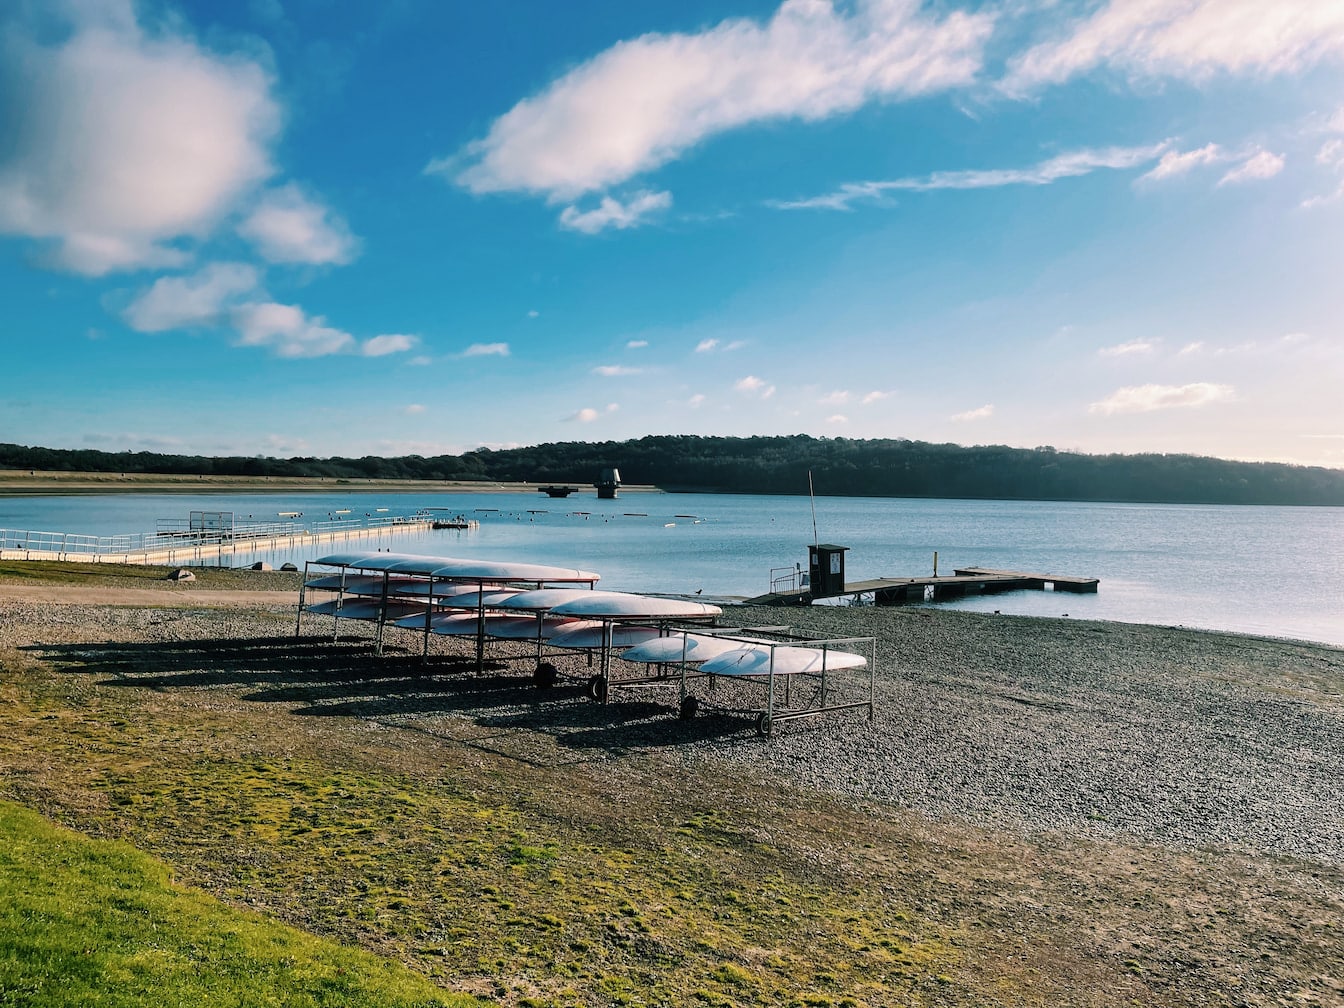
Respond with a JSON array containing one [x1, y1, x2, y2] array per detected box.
[[2, 0, 1342, 467]]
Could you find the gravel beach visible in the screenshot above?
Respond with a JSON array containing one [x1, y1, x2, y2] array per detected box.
[[5, 578, 1344, 1006], [5, 583, 1341, 870]]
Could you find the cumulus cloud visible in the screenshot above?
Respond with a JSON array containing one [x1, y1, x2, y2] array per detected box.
[[696, 339, 719, 353], [122, 261, 259, 332], [461, 342, 510, 357], [1004, 0, 1344, 94], [0, 2, 279, 274], [826, 414, 849, 424], [362, 334, 418, 357], [1098, 339, 1155, 357], [776, 143, 1166, 211], [558, 190, 671, 234], [951, 403, 994, 422], [441, 0, 993, 200], [566, 403, 619, 423], [1089, 382, 1235, 414], [231, 301, 355, 358], [861, 390, 892, 404], [627, 339, 649, 349], [1218, 149, 1284, 185], [818, 390, 850, 406], [593, 364, 642, 376], [735, 375, 777, 399], [238, 183, 358, 265]]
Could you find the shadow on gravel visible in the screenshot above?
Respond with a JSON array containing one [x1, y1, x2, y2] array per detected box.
[[28, 635, 755, 755]]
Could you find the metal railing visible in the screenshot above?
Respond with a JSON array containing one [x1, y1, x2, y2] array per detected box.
[[1, 513, 433, 560]]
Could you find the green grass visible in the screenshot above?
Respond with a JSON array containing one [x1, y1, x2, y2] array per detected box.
[[0, 800, 483, 1008], [0, 640, 977, 1007]]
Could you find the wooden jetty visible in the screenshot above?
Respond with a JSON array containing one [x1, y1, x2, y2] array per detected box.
[[745, 568, 1099, 607]]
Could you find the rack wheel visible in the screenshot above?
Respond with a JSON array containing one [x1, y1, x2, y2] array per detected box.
[[754, 711, 772, 736], [679, 695, 699, 720], [532, 662, 558, 689], [586, 675, 609, 703]]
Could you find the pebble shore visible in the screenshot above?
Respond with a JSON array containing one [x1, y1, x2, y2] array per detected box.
[[4, 592, 1342, 870]]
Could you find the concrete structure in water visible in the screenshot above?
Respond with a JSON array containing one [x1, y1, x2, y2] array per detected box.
[[596, 467, 621, 500]]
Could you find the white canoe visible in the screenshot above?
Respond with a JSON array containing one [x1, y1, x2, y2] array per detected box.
[[548, 595, 722, 620], [474, 616, 602, 640], [433, 588, 525, 609], [495, 588, 632, 613], [305, 574, 397, 592], [313, 553, 600, 584], [306, 576, 509, 600], [548, 624, 663, 650], [698, 646, 867, 677], [391, 612, 483, 636], [619, 633, 762, 665], [305, 599, 429, 621]]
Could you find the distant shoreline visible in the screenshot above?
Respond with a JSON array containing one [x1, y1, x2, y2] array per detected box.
[[0, 470, 664, 498]]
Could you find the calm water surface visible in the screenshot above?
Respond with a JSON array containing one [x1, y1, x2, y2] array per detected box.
[[3, 491, 1341, 647]]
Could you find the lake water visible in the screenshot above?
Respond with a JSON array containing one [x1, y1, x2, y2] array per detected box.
[[2, 491, 1342, 648]]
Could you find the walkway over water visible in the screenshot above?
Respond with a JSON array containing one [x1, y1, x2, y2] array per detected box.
[[0, 511, 452, 567], [745, 567, 1099, 606]]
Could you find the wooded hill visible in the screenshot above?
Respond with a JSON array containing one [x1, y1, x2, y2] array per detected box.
[[3, 436, 1343, 506]]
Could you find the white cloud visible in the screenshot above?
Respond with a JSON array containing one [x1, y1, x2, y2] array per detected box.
[[238, 183, 357, 265], [826, 414, 849, 425], [696, 339, 719, 353], [122, 261, 259, 332], [1098, 339, 1155, 357], [1178, 341, 1205, 355], [408, 355, 433, 367], [1089, 382, 1235, 414], [818, 390, 850, 406], [559, 190, 672, 233], [527, 309, 539, 318], [735, 375, 776, 398], [1005, 0, 1344, 94], [951, 403, 994, 422], [1218, 149, 1284, 186], [362, 334, 418, 357], [688, 393, 706, 408], [405, 404, 426, 415], [722, 340, 746, 351], [861, 390, 892, 404], [0, 3, 279, 274], [461, 342, 510, 357], [443, 0, 994, 200], [1303, 139, 1344, 207], [1136, 143, 1223, 183], [776, 143, 1166, 211], [566, 403, 619, 423], [231, 301, 355, 358], [627, 339, 649, 349], [593, 365, 642, 376]]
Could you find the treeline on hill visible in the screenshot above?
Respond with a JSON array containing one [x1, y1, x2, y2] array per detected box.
[[3, 436, 1343, 506]]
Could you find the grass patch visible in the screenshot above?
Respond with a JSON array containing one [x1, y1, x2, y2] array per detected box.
[[0, 560, 300, 591], [0, 635, 974, 1007], [0, 799, 480, 1007]]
